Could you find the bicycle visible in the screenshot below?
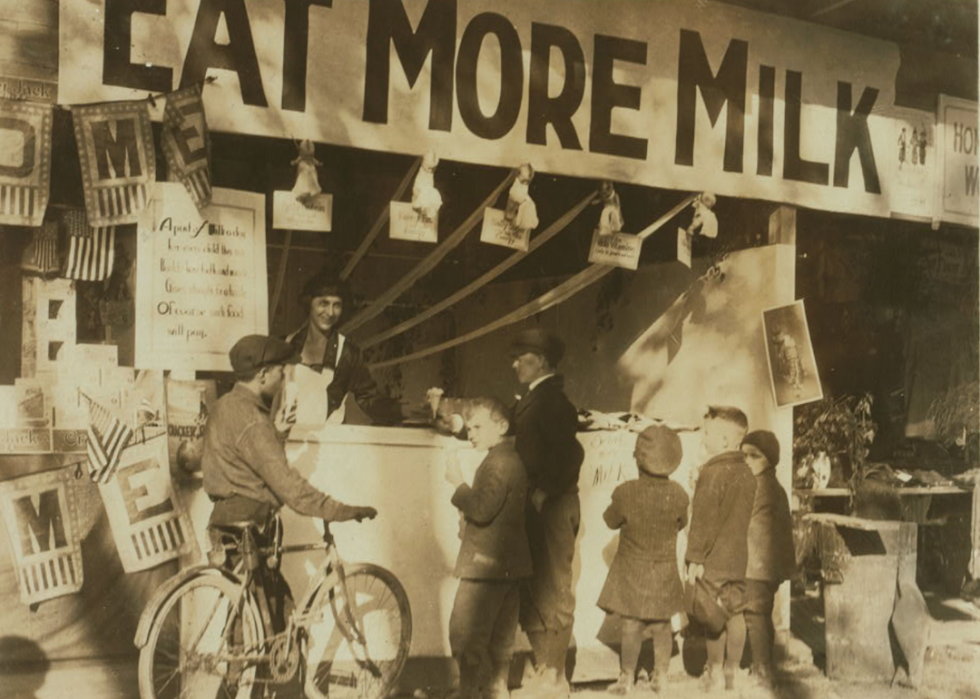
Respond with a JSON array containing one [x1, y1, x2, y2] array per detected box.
[[134, 516, 412, 699]]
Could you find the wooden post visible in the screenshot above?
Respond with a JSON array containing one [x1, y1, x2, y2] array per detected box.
[[270, 229, 293, 331]]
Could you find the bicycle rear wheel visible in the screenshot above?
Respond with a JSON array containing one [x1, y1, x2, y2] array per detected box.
[[139, 573, 262, 699], [303, 563, 412, 699]]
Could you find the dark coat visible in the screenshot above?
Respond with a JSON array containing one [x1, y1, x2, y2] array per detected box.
[[746, 468, 796, 582], [598, 474, 689, 620], [452, 438, 533, 580], [686, 450, 757, 583], [512, 375, 584, 497], [286, 325, 402, 424]]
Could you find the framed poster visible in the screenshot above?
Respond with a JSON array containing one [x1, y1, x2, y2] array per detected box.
[[762, 300, 823, 409]]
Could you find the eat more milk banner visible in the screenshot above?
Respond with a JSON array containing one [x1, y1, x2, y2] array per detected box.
[[58, 0, 971, 222]]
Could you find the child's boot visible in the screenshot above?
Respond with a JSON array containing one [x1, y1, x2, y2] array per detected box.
[[607, 671, 634, 695], [485, 658, 511, 699]]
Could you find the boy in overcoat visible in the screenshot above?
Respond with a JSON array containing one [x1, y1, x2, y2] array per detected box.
[[740, 430, 796, 688], [446, 398, 533, 699], [598, 425, 689, 694], [685, 405, 756, 692]]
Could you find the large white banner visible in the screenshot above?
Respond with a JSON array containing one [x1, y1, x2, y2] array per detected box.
[[60, 0, 919, 219], [135, 184, 268, 372]]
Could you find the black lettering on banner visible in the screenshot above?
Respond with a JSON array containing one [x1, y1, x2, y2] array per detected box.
[[119, 458, 175, 525], [590, 34, 647, 160], [173, 102, 207, 163], [103, 0, 173, 92], [0, 117, 35, 177], [181, 0, 268, 107], [91, 119, 142, 180], [783, 70, 829, 185], [834, 81, 880, 193], [757, 65, 775, 177], [457, 13, 523, 140], [14, 491, 66, 554], [363, 0, 456, 131], [282, 0, 333, 112], [527, 22, 585, 149], [675, 29, 746, 172]]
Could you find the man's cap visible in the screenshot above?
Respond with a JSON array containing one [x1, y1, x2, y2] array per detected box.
[[634, 425, 683, 477], [741, 430, 780, 468], [510, 328, 565, 367], [229, 335, 294, 374]]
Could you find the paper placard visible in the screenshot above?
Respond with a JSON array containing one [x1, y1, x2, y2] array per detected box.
[[0, 469, 83, 605], [936, 95, 979, 226], [136, 183, 268, 372], [98, 434, 197, 572], [273, 191, 333, 232], [588, 231, 642, 271], [677, 228, 692, 268], [480, 208, 531, 251], [390, 201, 438, 243], [14, 379, 49, 427]]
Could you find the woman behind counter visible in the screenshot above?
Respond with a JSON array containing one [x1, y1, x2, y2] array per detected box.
[[283, 270, 403, 425]]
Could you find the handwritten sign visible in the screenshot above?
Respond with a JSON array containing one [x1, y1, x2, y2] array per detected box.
[[272, 191, 333, 232], [480, 208, 531, 251], [136, 184, 268, 372], [390, 201, 438, 243], [588, 231, 642, 271]]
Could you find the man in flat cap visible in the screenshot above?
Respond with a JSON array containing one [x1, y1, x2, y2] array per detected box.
[[203, 334, 378, 528], [284, 270, 402, 425], [510, 328, 584, 698]]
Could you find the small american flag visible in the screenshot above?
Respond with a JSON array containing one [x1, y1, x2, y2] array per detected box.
[[62, 209, 115, 282], [82, 393, 132, 484]]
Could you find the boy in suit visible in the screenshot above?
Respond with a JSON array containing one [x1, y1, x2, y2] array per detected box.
[[446, 398, 533, 699]]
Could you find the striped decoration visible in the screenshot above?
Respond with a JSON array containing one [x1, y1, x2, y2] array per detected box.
[[20, 553, 80, 602], [20, 219, 60, 276], [62, 209, 116, 281], [162, 84, 213, 210], [82, 392, 133, 484], [0, 99, 52, 227], [184, 169, 212, 208], [95, 183, 149, 220], [129, 517, 187, 563]]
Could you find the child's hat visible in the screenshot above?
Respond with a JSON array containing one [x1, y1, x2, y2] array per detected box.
[[634, 425, 682, 476], [741, 430, 780, 467]]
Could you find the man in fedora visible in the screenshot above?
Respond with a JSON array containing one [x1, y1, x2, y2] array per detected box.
[[510, 328, 584, 698]]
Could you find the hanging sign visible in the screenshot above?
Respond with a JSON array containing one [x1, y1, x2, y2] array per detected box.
[[0, 468, 83, 605], [677, 229, 693, 268], [135, 183, 268, 372], [272, 191, 333, 231], [72, 100, 156, 227], [161, 84, 213, 210], [60, 0, 906, 220], [98, 433, 196, 572], [0, 98, 52, 227], [935, 95, 979, 226], [481, 208, 531, 252], [390, 200, 438, 243], [589, 231, 642, 271]]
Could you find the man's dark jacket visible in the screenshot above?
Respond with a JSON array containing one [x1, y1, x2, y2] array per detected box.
[[512, 375, 584, 496]]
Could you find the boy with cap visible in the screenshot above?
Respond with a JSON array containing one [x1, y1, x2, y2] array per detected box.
[[509, 327, 584, 698], [684, 405, 756, 692], [203, 333, 378, 528], [285, 270, 402, 424], [598, 425, 689, 695], [445, 398, 532, 699], [740, 430, 795, 689]]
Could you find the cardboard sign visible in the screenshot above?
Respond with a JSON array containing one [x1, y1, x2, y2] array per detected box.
[[0, 468, 83, 605], [98, 434, 196, 572], [588, 231, 642, 271], [480, 207, 531, 252], [390, 201, 438, 243], [936, 95, 979, 226], [272, 190, 333, 231], [135, 183, 268, 372]]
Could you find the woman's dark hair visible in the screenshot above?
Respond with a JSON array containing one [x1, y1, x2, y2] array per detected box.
[[299, 270, 353, 314]]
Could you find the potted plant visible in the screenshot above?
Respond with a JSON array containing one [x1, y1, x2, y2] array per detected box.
[[927, 381, 980, 471]]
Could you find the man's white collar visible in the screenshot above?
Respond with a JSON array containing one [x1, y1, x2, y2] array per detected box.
[[528, 374, 555, 393]]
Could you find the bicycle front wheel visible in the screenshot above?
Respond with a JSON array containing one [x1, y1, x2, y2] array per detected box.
[[139, 573, 262, 699], [303, 563, 412, 699]]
